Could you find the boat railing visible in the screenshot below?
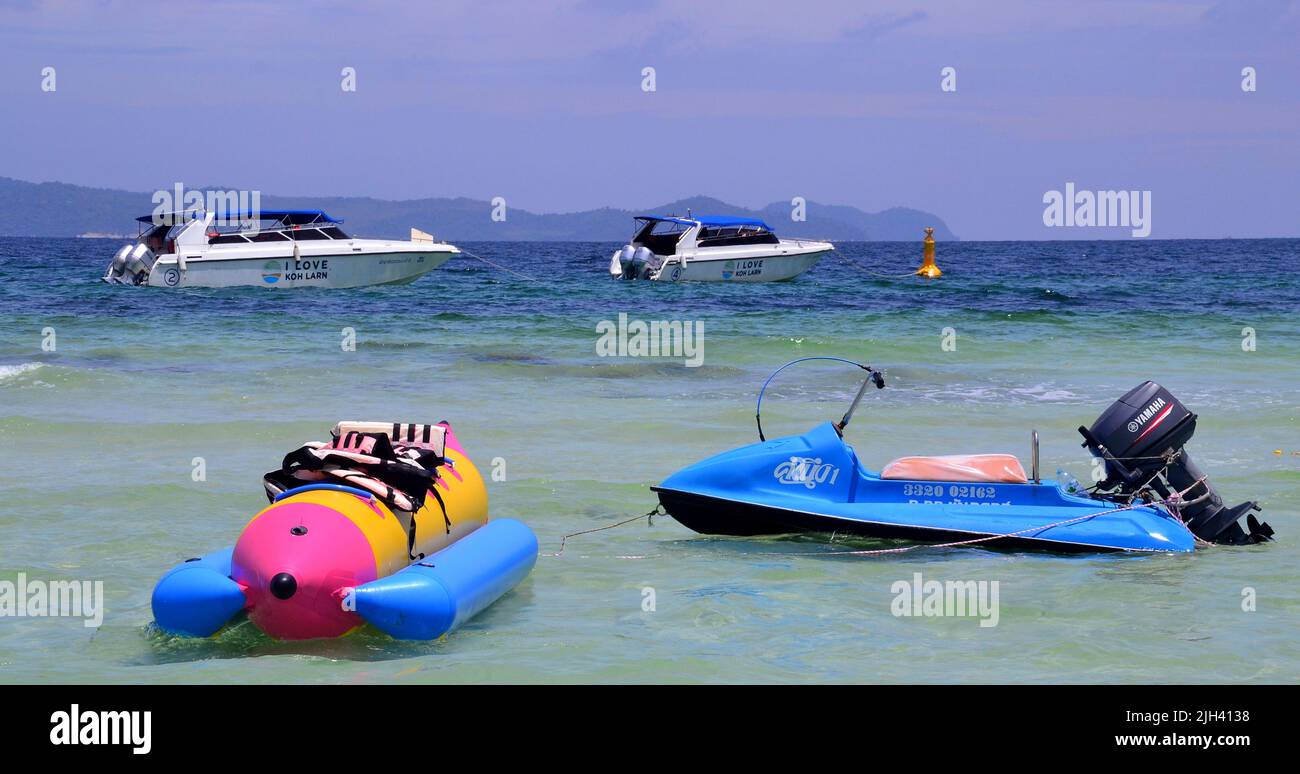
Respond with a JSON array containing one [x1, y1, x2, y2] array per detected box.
[[206, 223, 348, 242], [778, 235, 832, 248]]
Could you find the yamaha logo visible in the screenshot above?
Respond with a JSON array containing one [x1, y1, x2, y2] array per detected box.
[[1127, 397, 1168, 434]]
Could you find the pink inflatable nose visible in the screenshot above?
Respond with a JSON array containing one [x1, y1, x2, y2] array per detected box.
[[231, 501, 377, 640]]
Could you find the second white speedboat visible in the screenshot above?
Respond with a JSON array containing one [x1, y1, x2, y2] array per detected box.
[[103, 209, 459, 288], [609, 214, 832, 282]]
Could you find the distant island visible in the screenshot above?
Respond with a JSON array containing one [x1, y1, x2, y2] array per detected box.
[[0, 176, 957, 242]]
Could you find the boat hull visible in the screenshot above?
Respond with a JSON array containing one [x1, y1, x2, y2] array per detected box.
[[657, 487, 1133, 553], [655, 422, 1196, 553], [612, 240, 832, 282], [144, 248, 454, 289], [656, 248, 829, 282]]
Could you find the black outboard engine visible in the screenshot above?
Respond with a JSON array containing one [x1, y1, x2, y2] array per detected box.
[[1079, 381, 1273, 545]]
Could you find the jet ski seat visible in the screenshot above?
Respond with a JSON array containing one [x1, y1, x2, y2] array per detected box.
[[880, 454, 1028, 484]]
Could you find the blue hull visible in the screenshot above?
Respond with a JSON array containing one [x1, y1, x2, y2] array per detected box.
[[655, 422, 1195, 553], [351, 518, 538, 640], [151, 547, 246, 637]]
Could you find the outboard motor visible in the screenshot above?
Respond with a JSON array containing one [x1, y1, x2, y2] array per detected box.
[[616, 244, 640, 279], [615, 245, 659, 280], [1079, 381, 1272, 545], [124, 244, 157, 281], [105, 244, 133, 282]]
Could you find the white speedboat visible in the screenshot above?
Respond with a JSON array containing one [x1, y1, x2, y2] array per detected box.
[[609, 214, 832, 282], [103, 209, 459, 288]]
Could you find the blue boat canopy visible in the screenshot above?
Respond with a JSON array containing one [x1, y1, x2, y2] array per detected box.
[[136, 209, 343, 225], [636, 214, 771, 229]]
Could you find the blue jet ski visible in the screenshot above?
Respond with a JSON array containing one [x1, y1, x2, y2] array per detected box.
[[654, 359, 1273, 554]]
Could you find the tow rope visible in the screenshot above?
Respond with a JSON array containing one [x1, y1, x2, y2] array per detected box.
[[549, 506, 662, 557], [813, 476, 1210, 556], [458, 247, 540, 282], [836, 252, 921, 279]]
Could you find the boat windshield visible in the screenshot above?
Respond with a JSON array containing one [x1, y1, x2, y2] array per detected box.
[[633, 218, 689, 255], [132, 220, 197, 254], [696, 224, 778, 247]]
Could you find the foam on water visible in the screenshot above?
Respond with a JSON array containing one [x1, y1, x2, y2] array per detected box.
[[0, 362, 43, 382]]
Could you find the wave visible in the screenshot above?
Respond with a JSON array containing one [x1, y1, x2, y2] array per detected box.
[[0, 362, 44, 383]]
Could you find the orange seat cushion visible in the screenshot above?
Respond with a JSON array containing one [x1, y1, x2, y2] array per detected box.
[[880, 454, 1028, 484]]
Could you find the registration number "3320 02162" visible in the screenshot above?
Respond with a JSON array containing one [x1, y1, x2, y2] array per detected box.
[[901, 483, 999, 499]]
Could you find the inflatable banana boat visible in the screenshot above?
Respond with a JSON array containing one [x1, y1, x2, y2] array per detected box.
[[152, 421, 537, 640]]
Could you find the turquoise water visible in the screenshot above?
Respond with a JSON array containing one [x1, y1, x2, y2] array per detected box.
[[1, 237, 1297, 683]]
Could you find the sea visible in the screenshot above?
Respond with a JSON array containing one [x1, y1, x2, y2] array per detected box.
[[1, 237, 1296, 683]]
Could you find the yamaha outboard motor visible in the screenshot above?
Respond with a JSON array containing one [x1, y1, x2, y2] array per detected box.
[[1079, 382, 1272, 545]]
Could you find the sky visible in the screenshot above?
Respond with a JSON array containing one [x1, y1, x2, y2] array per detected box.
[[0, 0, 1297, 239]]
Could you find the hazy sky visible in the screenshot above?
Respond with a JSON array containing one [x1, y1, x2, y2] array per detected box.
[[1, 0, 1296, 239]]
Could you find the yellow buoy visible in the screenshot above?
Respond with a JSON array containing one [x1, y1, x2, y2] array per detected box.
[[916, 227, 942, 278]]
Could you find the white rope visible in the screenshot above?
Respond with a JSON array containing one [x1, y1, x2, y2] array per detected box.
[[826, 476, 1208, 556], [458, 247, 540, 281], [560, 478, 1212, 558]]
